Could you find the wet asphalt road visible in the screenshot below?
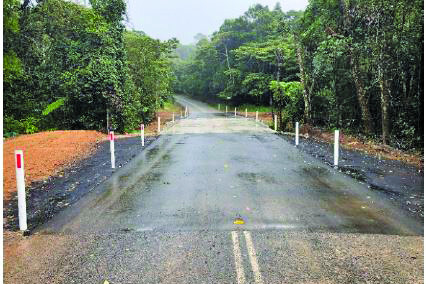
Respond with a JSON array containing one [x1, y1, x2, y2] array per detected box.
[[4, 96, 424, 283]]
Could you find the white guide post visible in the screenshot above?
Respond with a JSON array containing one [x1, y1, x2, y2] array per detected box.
[[274, 115, 277, 131], [295, 122, 299, 146], [141, 124, 145, 146], [15, 150, 27, 231], [109, 131, 115, 169], [218, 104, 221, 110], [172, 112, 175, 123], [245, 109, 247, 118], [226, 106, 228, 115], [158, 116, 161, 133], [234, 107, 236, 117], [185, 106, 188, 117], [256, 111, 258, 122], [334, 130, 339, 167]]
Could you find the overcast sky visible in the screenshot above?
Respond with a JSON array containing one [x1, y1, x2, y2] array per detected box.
[[126, 0, 309, 44]]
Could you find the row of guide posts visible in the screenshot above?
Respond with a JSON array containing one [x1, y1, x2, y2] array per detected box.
[[14, 103, 338, 232], [15, 104, 190, 232], [217, 103, 341, 165], [109, 105, 189, 171]]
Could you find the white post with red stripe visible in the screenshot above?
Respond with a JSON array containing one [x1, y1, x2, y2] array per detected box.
[[334, 130, 339, 167], [15, 150, 27, 231], [109, 131, 115, 169], [141, 124, 145, 147]]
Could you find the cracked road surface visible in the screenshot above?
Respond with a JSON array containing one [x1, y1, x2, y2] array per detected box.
[[4, 96, 423, 283]]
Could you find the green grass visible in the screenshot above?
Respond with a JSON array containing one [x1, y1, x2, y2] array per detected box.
[[161, 100, 184, 112], [209, 102, 272, 113], [236, 104, 272, 112], [126, 129, 140, 134]]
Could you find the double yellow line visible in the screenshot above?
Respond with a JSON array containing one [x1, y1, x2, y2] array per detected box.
[[231, 231, 264, 284]]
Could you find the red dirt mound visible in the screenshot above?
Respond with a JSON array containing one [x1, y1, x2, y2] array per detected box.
[[3, 130, 105, 201]]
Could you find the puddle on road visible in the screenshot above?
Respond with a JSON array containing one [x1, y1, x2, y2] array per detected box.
[[297, 166, 406, 234], [238, 172, 278, 185], [146, 147, 160, 160], [90, 148, 170, 216]]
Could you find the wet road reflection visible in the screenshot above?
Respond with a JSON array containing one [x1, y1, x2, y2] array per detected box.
[[39, 96, 423, 236]]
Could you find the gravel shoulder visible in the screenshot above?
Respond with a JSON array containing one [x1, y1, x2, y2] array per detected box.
[[279, 134, 424, 222]]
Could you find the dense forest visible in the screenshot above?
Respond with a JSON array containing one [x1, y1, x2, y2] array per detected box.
[[4, 0, 423, 150], [173, 1, 423, 150], [4, 0, 177, 136]]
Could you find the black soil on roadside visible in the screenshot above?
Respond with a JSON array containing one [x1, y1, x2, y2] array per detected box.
[[4, 136, 157, 232], [280, 134, 424, 222]]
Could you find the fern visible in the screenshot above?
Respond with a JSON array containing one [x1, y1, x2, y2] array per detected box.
[[42, 98, 65, 116]]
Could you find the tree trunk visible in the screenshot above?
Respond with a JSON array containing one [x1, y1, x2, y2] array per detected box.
[[224, 44, 234, 86], [296, 45, 311, 123], [378, 66, 391, 144], [340, 0, 373, 135], [272, 50, 282, 120], [349, 50, 373, 135]]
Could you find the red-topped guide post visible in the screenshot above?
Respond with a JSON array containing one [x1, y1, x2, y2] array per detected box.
[[15, 150, 27, 231], [109, 131, 115, 169], [334, 130, 339, 167]]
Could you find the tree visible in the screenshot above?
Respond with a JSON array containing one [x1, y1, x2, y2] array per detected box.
[[270, 81, 303, 130]]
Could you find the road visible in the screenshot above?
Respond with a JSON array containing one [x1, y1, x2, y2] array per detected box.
[[4, 96, 423, 283]]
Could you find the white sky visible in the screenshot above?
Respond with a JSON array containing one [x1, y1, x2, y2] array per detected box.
[[126, 0, 309, 44]]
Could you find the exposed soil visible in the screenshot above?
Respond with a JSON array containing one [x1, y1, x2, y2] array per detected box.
[[3, 130, 105, 201], [280, 133, 424, 222], [3, 135, 158, 232], [3, 109, 183, 232]]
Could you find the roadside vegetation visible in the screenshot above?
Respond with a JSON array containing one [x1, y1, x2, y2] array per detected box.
[[172, 1, 423, 151], [4, 0, 178, 137]]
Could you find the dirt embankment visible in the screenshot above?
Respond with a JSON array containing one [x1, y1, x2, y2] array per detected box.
[[3, 110, 182, 203], [3, 130, 105, 201]]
